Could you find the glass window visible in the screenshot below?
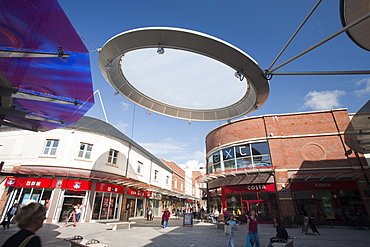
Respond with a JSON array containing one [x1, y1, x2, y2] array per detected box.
[[213, 151, 221, 164], [108, 149, 118, 164], [78, 143, 93, 159], [222, 147, 235, 161], [252, 155, 271, 167], [180, 182, 183, 191], [224, 159, 236, 170], [174, 178, 177, 188], [154, 170, 158, 180], [166, 176, 169, 185], [43, 139, 59, 156], [213, 163, 222, 172], [236, 157, 252, 168], [235, 144, 251, 157], [251, 142, 269, 155], [137, 161, 143, 174], [241, 192, 258, 200], [259, 192, 277, 201]]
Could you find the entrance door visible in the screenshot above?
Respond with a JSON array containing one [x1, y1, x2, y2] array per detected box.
[[57, 190, 87, 222]]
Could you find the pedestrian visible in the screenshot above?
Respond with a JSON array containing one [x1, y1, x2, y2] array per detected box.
[[223, 208, 229, 222], [146, 207, 151, 221], [246, 210, 260, 247], [266, 218, 289, 247], [161, 208, 171, 228], [74, 204, 82, 222], [226, 214, 237, 247], [175, 209, 180, 219], [2, 203, 19, 229], [2, 202, 47, 247]]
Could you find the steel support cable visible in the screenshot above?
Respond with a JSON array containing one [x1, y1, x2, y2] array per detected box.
[[267, 11, 370, 75], [267, 0, 322, 72]]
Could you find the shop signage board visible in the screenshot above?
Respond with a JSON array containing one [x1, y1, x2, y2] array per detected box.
[[183, 213, 193, 226], [61, 179, 92, 191], [127, 187, 152, 197], [95, 182, 124, 193], [290, 181, 357, 191], [224, 183, 276, 193], [5, 177, 57, 188]]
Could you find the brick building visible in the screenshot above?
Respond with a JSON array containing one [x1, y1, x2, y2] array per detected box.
[[197, 109, 370, 224]]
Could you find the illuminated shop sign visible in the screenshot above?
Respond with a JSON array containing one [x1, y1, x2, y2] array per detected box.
[[224, 184, 276, 193], [61, 179, 92, 191], [96, 182, 124, 193], [127, 188, 152, 197], [5, 177, 57, 188]]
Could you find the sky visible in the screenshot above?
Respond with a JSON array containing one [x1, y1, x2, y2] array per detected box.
[[58, 0, 370, 169]]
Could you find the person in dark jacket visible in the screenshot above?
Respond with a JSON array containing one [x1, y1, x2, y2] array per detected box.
[[266, 218, 289, 247], [2, 203, 47, 247], [2, 203, 19, 229]]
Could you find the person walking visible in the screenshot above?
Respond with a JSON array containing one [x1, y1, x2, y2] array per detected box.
[[74, 204, 82, 222], [3, 203, 18, 229], [246, 210, 260, 247], [161, 208, 171, 228], [226, 214, 237, 247], [2, 202, 47, 247]]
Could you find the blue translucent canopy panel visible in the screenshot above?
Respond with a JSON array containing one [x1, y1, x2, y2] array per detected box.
[[0, 0, 94, 131]]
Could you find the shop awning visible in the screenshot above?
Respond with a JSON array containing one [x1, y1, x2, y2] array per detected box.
[[5, 165, 198, 200], [195, 166, 275, 183], [288, 170, 364, 181], [0, 0, 94, 131]]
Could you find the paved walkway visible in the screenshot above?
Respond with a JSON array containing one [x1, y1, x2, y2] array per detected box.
[[1, 217, 369, 247]]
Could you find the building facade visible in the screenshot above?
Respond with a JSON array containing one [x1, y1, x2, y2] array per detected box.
[[0, 116, 201, 223], [198, 109, 370, 224]]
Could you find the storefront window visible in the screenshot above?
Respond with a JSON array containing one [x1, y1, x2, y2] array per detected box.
[[259, 192, 276, 201], [337, 190, 366, 219], [226, 193, 241, 212], [241, 192, 258, 201], [92, 192, 121, 220]]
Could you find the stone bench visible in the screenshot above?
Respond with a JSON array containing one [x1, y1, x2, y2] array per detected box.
[[271, 237, 295, 247], [106, 221, 136, 230], [216, 222, 225, 229], [64, 236, 107, 247]]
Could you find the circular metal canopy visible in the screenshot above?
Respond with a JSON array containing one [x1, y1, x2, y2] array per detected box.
[[98, 27, 269, 121], [341, 0, 370, 51]]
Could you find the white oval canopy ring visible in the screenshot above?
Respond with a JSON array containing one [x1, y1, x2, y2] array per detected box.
[[98, 27, 269, 121]]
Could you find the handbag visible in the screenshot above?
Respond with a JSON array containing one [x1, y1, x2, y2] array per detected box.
[[161, 220, 164, 225], [19, 235, 36, 247], [246, 235, 252, 247]]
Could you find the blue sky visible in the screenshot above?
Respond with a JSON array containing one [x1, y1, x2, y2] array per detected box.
[[59, 0, 370, 168]]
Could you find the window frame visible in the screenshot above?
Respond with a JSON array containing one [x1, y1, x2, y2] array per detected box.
[[108, 149, 118, 165], [78, 142, 93, 159], [42, 139, 59, 156]]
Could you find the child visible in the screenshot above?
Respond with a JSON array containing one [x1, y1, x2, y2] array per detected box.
[[226, 214, 237, 247]]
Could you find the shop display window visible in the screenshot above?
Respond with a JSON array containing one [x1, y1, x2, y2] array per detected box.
[[241, 192, 258, 201], [92, 192, 121, 220]]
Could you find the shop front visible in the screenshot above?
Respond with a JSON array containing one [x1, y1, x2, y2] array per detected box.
[[91, 182, 124, 221], [222, 183, 278, 223], [1, 177, 56, 221], [290, 181, 367, 222], [57, 179, 92, 222], [125, 188, 152, 219]]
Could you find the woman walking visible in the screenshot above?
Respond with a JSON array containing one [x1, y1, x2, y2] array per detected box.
[[246, 210, 260, 247], [161, 208, 171, 228]]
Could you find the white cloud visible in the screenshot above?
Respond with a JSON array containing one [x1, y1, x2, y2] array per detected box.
[[114, 120, 129, 133], [302, 90, 346, 110], [140, 138, 205, 167], [119, 101, 130, 111], [353, 78, 370, 98]]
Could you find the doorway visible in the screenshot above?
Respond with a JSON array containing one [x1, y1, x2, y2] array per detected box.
[[57, 190, 86, 222]]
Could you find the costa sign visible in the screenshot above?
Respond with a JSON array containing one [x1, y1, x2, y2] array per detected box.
[[247, 185, 266, 191]]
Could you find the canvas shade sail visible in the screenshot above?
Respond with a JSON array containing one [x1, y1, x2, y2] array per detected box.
[[0, 0, 94, 131]]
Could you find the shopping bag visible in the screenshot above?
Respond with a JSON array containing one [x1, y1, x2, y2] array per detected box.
[[246, 235, 253, 247]]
